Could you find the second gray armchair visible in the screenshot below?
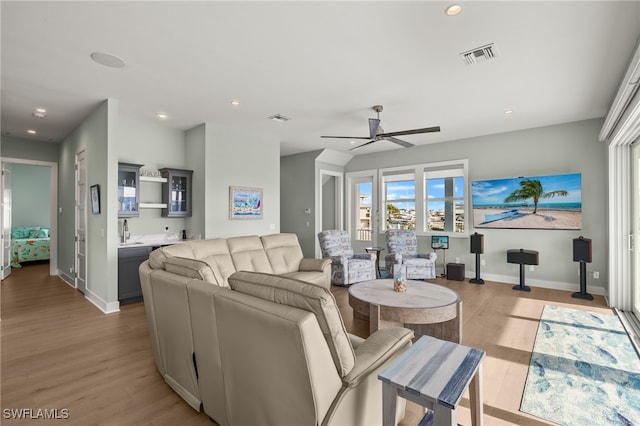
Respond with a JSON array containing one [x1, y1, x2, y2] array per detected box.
[[318, 230, 377, 286]]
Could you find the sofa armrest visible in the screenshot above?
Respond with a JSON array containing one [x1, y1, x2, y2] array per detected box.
[[342, 327, 413, 388], [299, 257, 331, 272], [385, 253, 402, 263], [418, 252, 437, 261], [353, 253, 376, 261]]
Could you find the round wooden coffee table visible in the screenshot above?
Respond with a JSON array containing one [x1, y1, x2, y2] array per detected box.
[[348, 279, 462, 343]]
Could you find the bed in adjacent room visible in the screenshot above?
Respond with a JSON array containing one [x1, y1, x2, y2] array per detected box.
[[11, 227, 51, 268]]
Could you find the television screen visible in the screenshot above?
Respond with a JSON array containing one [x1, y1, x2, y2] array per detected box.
[[431, 235, 449, 249], [471, 173, 582, 230]]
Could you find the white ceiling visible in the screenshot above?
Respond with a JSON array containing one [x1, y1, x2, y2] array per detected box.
[[2, 1, 640, 156]]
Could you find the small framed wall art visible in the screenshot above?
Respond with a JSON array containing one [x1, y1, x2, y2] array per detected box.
[[90, 184, 101, 215], [229, 186, 263, 219]]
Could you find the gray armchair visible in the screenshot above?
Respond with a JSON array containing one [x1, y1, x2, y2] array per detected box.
[[385, 229, 438, 279], [317, 230, 377, 286]]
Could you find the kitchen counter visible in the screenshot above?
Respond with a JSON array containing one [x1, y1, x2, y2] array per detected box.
[[118, 234, 190, 249]]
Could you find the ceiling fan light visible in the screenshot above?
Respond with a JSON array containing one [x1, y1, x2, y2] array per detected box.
[[267, 113, 292, 123]]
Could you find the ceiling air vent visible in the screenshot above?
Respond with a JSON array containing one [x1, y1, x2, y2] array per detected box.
[[460, 43, 499, 65]]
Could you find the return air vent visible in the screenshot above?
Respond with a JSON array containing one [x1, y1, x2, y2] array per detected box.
[[460, 43, 499, 65]]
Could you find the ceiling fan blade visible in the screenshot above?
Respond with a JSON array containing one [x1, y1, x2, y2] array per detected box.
[[377, 126, 441, 138], [349, 139, 377, 151], [368, 118, 380, 139], [383, 136, 414, 148], [320, 135, 371, 139]]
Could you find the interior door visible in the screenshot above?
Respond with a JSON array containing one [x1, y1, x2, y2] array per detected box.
[[1, 163, 12, 280], [349, 175, 376, 254], [75, 149, 87, 293]]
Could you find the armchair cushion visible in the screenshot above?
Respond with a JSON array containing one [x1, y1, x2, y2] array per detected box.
[[228, 271, 356, 377]]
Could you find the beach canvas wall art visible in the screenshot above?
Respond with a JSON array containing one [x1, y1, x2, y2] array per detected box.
[[472, 173, 581, 230], [229, 186, 263, 219]]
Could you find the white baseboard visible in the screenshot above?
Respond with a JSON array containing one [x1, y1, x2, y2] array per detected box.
[[58, 271, 75, 287], [85, 288, 120, 314], [464, 271, 605, 295], [57, 269, 120, 314]]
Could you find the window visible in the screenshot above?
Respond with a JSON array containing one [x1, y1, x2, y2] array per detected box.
[[426, 176, 465, 233], [383, 173, 416, 230], [379, 160, 468, 236]]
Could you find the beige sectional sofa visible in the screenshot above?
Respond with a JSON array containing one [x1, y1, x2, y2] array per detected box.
[[139, 233, 414, 426]]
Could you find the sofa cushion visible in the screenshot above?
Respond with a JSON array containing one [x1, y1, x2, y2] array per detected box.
[[163, 257, 224, 286], [227, 236, 273, 274], [228, 271, 355, 377], [261, 233, 304, 275], [149, 243, 196, 269], [186, 239, 236, 286]]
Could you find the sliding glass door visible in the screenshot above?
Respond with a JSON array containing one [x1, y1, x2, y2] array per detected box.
[[633, 142, 640, 318]]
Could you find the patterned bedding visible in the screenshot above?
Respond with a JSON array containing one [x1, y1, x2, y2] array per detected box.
[[10, 227, 51, 268]]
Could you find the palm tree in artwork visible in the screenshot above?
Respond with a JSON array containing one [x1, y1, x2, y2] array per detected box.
[[504, 179, 568, 214]]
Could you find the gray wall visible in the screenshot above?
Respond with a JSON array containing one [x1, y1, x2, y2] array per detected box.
[[281, 150, 321, 257], [11, 164, 51, 228], [346, 118, 607, 293], [200, 123, 280, 238], [58, 99, 117, 308], [1, 136, 59, 163], [116, 116, 187, 238]]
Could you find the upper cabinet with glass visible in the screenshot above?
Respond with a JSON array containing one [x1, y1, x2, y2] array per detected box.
[[118, 163, 142, 217], [160, 168, 193, 217]]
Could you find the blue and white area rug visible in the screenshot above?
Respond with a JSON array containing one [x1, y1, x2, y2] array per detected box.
[[521, 305, 640, 426]]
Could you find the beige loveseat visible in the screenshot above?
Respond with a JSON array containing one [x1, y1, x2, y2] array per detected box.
[[139, 233, 413, 425]]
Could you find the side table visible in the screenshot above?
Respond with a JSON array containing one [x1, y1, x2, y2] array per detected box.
[[446, 263, 465, 281], [365, 246, 385, 278], [378, 335, 485, 426]]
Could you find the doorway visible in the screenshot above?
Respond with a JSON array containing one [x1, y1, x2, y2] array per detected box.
[[347, 171, 377, 254], [0, 157, 58, 278], [316, 169, 343, 258]]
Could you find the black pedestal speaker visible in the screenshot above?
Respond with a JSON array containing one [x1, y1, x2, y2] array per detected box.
[[469, 233, 485, 284], [507, 249, 539, 292], [572, 236, 593, 300]]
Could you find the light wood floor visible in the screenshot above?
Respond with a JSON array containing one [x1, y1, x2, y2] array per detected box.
[[1, 263, 611, 425]]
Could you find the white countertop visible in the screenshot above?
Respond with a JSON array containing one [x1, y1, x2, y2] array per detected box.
[[118, 233, 189, 249]]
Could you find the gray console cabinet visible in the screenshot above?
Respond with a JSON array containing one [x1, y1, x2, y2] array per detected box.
[[118, 245, 152, 304]]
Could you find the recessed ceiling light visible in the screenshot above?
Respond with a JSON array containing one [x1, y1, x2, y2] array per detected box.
[[90, 52, 126, 68], [27, 129, 37, 134], [32, 108, 47, 118], [230, 100, 240, 106], [267, 113, 292, 123], [155, 112, 168, 119], [445, 4, 462, 16], [35, 108, 47, 114], [504, 109, 514, 114]]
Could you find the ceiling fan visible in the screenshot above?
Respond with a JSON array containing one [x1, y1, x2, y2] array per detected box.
[[321, 105, 440, 150]]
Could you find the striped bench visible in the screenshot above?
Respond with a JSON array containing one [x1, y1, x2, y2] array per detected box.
[[378, 335, 485, 426]]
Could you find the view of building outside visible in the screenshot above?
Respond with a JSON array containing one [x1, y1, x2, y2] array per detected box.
[[426, 176, 465, 233], [357, 182, 372, 241], [356, 175, 465, 236]]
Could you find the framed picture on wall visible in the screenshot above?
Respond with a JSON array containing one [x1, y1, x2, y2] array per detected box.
[[471, 172, 581, 230], [229, 186, 263, 219], [90, 184, 101, 215]]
